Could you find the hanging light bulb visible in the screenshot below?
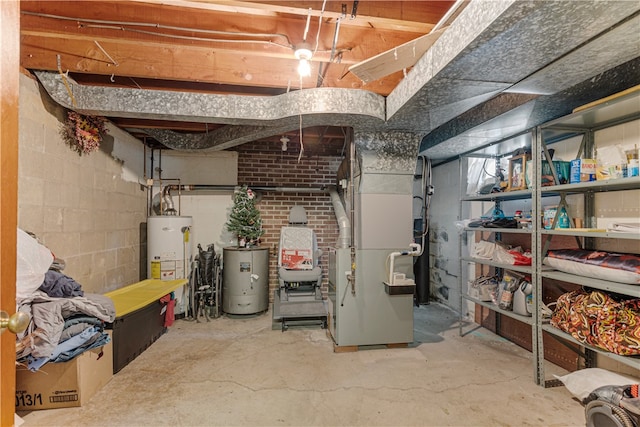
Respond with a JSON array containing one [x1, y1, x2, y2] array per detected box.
[[280, 136, 289, 151], [294, 43, 312, 78], [297, 58, 311, 77]]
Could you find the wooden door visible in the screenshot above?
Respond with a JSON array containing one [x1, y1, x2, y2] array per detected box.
[[1, 1, 20, 425]]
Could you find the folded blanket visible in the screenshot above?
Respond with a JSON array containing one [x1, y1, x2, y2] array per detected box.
[[17, 292, 115, 358], [547, 249, 640, 274]]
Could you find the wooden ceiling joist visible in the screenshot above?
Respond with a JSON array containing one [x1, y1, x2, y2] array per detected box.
[[19, 0, 455, 142]]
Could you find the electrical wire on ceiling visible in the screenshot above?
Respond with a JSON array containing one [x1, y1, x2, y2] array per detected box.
[[295, 0, 326, 161], [330, 3, 347, 62], [128, 77, 142, 89], [86, 25, 294, 49], [93, 40, 118, 66], [302, 8, 312, 42], [298, 76, 305, 163], [22, 11, 295, 49], [312, 0, 327, 56], [26, 9, 353, 82]]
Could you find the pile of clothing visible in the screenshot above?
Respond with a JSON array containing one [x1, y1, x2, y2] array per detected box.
[[15, 229, 115, 371]]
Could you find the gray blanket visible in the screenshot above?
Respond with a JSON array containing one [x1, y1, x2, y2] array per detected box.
[[18, 291, 115, 358]]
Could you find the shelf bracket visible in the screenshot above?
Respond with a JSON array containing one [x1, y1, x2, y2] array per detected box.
[[541, 141, 561, 185]]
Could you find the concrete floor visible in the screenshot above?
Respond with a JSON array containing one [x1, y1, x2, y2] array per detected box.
[[19, 303, 585, 426]]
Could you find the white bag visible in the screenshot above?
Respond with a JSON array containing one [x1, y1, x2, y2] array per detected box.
[[16, 229, 53, 300], [555, 368, 638, 402], [472, 240, 495, 259], [468, 276, 498, 302]]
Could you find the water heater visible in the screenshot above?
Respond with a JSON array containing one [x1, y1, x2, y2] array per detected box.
[[147, 216, 193, 280]]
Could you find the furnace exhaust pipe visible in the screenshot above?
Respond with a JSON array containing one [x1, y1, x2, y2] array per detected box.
[[328, 186, 350, 249]]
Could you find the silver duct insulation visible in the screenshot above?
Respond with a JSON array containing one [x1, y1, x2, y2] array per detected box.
[[328, 186, 350, 249]]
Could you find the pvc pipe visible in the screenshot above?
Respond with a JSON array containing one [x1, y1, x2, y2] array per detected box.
[[388, 243, 422, 284]]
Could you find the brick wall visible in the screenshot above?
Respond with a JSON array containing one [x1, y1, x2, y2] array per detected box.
[[234, 137, 344, 300]]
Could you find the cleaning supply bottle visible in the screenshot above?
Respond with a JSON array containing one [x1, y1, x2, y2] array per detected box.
[[513, 281, 533, 316], [558, 207, 570, 229]]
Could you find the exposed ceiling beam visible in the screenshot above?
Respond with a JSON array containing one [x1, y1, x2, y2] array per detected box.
[[21, 34, 319, 89], [128, 0, 449, 32], [20, 1, 449, 95]]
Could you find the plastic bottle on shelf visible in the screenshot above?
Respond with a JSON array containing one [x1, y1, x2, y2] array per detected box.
[[558, 207, 570, 228], [626, 146, 639, 177], [492, 206, 505, 219]]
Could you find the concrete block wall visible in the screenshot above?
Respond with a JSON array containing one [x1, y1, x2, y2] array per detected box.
[[234, 139, 342, 300], [18, 73, 146, 294]]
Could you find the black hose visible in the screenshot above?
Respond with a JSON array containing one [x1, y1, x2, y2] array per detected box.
[[585, 400, 635, 427]]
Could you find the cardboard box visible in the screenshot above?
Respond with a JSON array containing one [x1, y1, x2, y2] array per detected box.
[[569, 159, 596, 183], [16, 333, 113, 411], [596, 164, 624, 180]]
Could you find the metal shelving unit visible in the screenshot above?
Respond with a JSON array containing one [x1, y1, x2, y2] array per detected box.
[[459, 89, 640, 388], [462, 189, 533, 202], [541, 229, 640, 240], [461, 257, 533, 274], [540, 176, 640, 194], [464, 227, 532, 234], [541, 270, 640, 297], [465, 295, 535, 326], [458, 129, 542, 385], [542, 325, 640, 372], [534, 89, 640, 387]]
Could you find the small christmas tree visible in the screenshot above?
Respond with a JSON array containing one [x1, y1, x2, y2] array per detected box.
[[226, 185, 264, 247]]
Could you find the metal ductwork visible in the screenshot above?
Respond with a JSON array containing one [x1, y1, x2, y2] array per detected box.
[[33, 2, 640, 158], [328, 186, 350, 249]]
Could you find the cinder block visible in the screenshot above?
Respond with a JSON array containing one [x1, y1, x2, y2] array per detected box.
[[106, 230, 125, 250], [44, 181, 78, 208], [65, 253, 93, 277], [62, 162, 82, 186], [93, 249, 117, 271], [79, 232, 106, 254], [19, 119, 45, 152], [19, 176, 46, 206], [64, 208, 94, 233], [42, 231, 81, 260], [18, 204, 45, 234], [43, 206, 64, 232]]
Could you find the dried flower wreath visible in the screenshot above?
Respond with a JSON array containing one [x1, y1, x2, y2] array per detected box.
[[61, 111, 109, 155]]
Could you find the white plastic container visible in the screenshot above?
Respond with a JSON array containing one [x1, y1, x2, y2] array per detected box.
[[513, 281, 533, 317]]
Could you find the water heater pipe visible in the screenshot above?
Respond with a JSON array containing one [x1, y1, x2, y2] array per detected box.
[[157, 184, 326, 216], [388, 243, 421, 284], [161, 184, 326, 194]]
